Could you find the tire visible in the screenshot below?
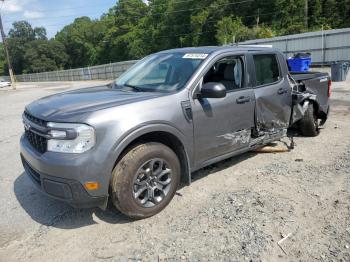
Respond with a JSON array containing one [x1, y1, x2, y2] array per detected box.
[[299, 103, 319, 137], [110, 142, 181, 219]]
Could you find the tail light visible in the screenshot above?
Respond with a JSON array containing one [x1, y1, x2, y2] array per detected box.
[[328, 79, 332, 97]]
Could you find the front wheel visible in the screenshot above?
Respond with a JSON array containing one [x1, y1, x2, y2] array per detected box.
[[299, 103, 319, 137], [110, 142, 181, 219]]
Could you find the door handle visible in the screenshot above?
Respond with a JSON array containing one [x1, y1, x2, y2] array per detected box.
[[278, 88, 288, 95], [236, 96, 251, 104]]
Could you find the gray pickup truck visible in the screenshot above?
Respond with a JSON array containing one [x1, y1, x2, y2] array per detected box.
[[20, 46, 331, 218]]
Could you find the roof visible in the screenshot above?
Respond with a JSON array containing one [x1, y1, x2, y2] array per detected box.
[[159, 45, 276, 55]]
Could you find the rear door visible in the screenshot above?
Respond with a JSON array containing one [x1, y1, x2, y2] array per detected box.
[[250, 52, 292, 131]]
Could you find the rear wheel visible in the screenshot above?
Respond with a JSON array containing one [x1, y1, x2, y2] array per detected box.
[[299, 103, 319, 137], [110, 142, 180, 219]]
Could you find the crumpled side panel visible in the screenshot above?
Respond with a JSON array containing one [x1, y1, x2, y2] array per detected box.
[[255, 93, 292, 131], [291, 93, 317, 124]]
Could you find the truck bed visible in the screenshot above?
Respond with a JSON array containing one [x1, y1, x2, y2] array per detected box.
[[290, 71, 328, 82]]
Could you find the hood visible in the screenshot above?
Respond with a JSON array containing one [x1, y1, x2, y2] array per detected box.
[[26, 85, 166, 122]]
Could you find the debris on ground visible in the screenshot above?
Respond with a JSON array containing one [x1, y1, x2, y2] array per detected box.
[[277, 233, 293, 255], [254, 142, 290, 153]]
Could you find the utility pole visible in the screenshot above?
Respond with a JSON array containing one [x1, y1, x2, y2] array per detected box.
[[304, 0, 308, 29], [256, 8, 260, 28], [0, 0, 16, 89]]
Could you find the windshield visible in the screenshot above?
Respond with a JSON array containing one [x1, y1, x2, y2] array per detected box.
[[115, 52, 206, 92]]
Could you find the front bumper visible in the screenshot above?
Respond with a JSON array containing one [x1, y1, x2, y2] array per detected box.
[[20, 135, 109, 209]]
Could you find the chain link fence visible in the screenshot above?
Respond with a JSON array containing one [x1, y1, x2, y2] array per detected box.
[[13, 60, 138, 82]]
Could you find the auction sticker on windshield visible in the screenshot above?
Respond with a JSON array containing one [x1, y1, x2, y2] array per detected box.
[[183, 53, 208, 59]]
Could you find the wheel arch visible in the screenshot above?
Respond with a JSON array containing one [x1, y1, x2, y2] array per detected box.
[[301, 97, 321, 117], [111, 124, 192, 186], [307, 99, 326, 120]]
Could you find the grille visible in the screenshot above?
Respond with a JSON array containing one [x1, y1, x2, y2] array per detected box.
[[24, 111, 48, 154], [24, 111, 47, 126], [21, 155, 41, 186], [25, 129, 47, 154]]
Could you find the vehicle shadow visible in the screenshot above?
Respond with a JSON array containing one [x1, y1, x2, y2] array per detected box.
[[15, 151, 257, 230], [190, 151, 257, 184], [14, 173, 132, 229]]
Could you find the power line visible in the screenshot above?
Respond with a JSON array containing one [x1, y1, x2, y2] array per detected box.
[[155, 19, 276, 39], [3, 16, 278, 45], [3, 11, 103, 24], [12, 9, 280, 35], [2, 0, 195, 22], [149, 0, 254, 16], [3, 0, 254, 24], [2, 1, 115, 17], [4, 0, 196, 17], [2, 0, 281, 42], [86, 16, 276, 40]]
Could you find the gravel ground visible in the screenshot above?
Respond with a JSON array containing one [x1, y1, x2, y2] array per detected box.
[[0, 75, 349, 262]]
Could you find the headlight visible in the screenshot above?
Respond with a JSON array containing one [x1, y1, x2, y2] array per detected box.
[[47, 122, 95, 153]]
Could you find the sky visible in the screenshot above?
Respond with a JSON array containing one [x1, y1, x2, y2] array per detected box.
[[1, 0, 118, 38]]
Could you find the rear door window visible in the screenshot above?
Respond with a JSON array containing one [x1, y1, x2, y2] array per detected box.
[[253, 54, 281, 86]]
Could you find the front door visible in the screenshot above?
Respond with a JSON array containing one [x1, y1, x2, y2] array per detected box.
[[191, 55, 255, 166]]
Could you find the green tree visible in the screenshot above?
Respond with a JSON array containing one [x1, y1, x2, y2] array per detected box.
[[56, 17, 105, 68], [34, 27, 48, 40], [1, 0, 349, 75], [97, 0, 149, 63], [216, 17, 251, 44], [335, 0, 350, 28], [6, 21, 49, 74], [23, 40, 68, 73], [0, 43, 5, 75], [8, 21, 36, 41], [273, 0, 307, 34], [253, 25, 276, 39]]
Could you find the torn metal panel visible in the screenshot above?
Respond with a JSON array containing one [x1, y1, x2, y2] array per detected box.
[[291, 93, 316, 124], [250, 128, 287, 148], [290, 72, 330, 121], [292, 101, 309, 123]]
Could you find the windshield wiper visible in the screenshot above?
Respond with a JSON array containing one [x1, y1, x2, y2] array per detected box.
[[124, 84, 143, 92]]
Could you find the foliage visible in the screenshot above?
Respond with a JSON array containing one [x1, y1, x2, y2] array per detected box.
[[216, 17, 250, 44], [55, 17, 106, 68], [6, 21, 50, 74], [97, 0, 149, 63], [2, 0, 350, 75], [23, 40, 68, 73], [0, 43, 5, 74]]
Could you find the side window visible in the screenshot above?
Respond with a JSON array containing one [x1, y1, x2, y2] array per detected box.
[[253, 54, 280, 86], [203, 56, 244, 91]]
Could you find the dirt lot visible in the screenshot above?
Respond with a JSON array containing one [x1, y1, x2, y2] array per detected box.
[[0, 76, 350, 262]]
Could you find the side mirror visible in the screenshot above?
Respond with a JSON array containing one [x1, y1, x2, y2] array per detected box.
[[200, 82, 226, 99]]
